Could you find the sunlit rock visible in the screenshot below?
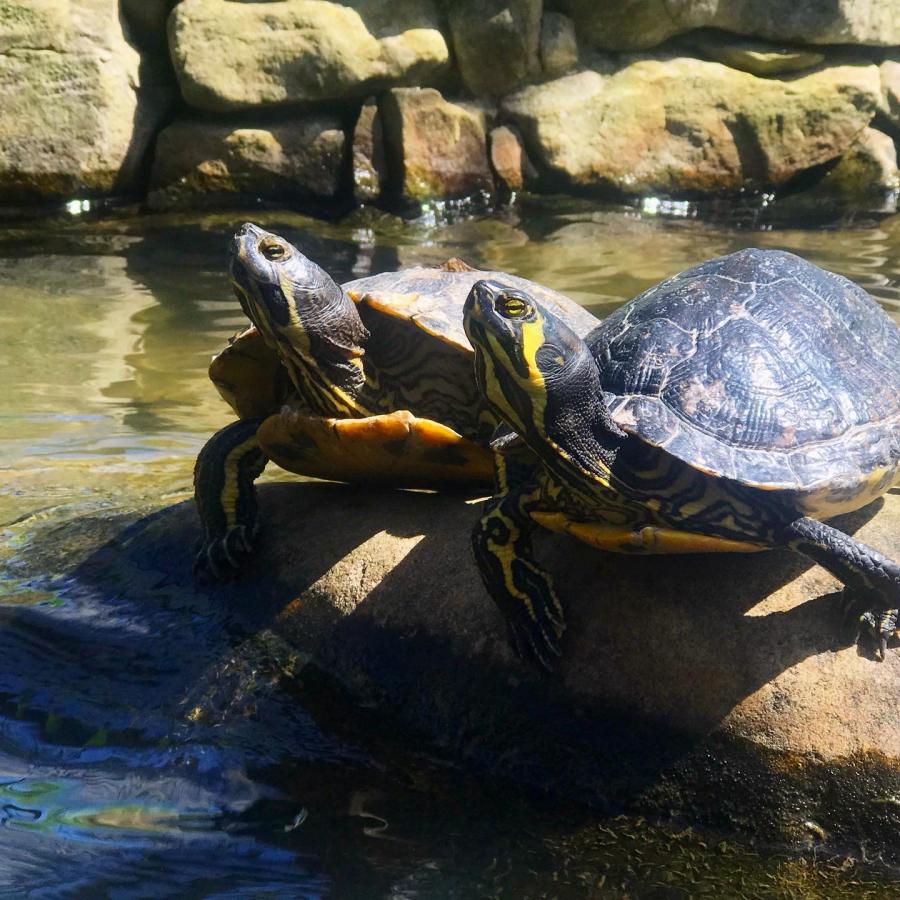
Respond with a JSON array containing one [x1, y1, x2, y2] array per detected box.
[[380, 88, 494, 202], [0, 0, 174, 203], [502, 56, 880, 196], [489, 125, 537, 193], [168, 0, 450, 112], [557, 0, 900, 51]]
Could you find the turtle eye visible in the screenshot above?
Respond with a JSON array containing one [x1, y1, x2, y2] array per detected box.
[[259, 237, 288, 261], [496, 293, 532, 319]]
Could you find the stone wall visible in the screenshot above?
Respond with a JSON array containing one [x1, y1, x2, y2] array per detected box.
[[2, 0, 899, 213]]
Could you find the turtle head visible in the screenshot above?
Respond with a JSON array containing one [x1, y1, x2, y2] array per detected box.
[[464, 279, 624, 471], [228, 223, 371, 414]]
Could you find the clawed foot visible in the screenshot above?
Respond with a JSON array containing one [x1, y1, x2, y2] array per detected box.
[[193, 524, 258, 581], [854, 606, 899, 662], [504, 604, 565, 674]]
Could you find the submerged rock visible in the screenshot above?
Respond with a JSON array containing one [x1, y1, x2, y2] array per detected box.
[[380, 88, 494, 202], [558, 0, 900, 51], [502, 56, 880, 196], [48, 481, 900, 858], [0, 0, 174, 203], [168, 0, 450, 112], [147, 117, 347, 210]]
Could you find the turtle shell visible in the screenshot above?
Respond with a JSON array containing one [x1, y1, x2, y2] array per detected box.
[[343, 258, 599, 351], [591, 248, 900, 493]]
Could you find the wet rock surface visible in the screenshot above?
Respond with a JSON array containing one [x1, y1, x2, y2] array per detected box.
[[40, 480, 900, 857]]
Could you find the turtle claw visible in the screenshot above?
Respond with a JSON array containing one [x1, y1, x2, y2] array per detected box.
[[193, 525, 258, 582], [854, 607, 898, 662], [506, 613, 564, 674]]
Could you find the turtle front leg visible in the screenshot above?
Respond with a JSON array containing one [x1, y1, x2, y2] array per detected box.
[[194, 417, 268, 580], [782, 516, 900, 660], [473, 482, 565, 672]]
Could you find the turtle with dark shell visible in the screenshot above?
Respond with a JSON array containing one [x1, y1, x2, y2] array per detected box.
[[193, 223, 597, 577], [463, 249, 900, 670]]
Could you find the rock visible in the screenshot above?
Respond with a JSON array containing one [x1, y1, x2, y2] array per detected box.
[[352, 99, 386, 204], [121, 0, 173, 48], [540, 11, 579, 78], [807, 127, 899, 199], [147, 117, 346, 210], [489, 125, 537, 192], [168, 0, 450, 112], [446, 0, 541, 97], [502, 57, 881, 196], [50, 481, 900, 858], [679, 29, 826, 76], [0, 0, 175, 204], [380, 88, 493, 202], [557, 0, 900, 50], [880, 57, 900, 130]]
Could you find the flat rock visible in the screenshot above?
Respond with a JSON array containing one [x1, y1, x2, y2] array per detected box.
[[147, 116, 346, 210], [680, 29, 826, 76], [447, 0, 541, 97], [49, 481, 900, 857], [0, 0, 174, 204], [557, 0, 900, 50], [168, 0, 450, 112], [502, 56, 880, 196], [380, 87, 494, 202]]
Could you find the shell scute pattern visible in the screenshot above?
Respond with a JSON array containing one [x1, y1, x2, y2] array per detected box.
[[592, 248, 900, 490], [343, 265, 599, 353]]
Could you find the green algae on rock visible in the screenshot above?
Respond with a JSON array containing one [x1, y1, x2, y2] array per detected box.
[[502, 56, 881, 195], [147, 117, 347, 210]]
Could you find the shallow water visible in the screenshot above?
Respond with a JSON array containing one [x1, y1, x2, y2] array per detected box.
[[2, 200, 900, 896]]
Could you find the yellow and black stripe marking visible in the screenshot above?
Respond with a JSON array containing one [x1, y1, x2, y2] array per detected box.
[[193, 417, 268, 578]]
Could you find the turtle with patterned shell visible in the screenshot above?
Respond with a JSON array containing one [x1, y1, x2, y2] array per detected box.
[[463, 249, 900, 670], [193, 223, 598, 577]]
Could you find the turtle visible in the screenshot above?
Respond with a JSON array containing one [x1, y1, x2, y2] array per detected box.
[[461, 248, 900, 671], [193, 222, 598, 577]]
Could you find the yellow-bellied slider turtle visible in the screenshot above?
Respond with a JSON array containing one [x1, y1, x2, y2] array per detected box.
[[463, 249, 900, 670], [194, 223, 597, 577]]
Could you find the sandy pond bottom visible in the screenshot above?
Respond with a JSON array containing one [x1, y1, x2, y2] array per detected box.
[[1, 200, 900, 896]]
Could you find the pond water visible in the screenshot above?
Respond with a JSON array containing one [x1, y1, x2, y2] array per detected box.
[[1, 199, 900, 896]]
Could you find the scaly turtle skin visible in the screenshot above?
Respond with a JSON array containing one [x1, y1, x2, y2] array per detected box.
[[463, 249, 900, 670], [194, 223, 597, 577]]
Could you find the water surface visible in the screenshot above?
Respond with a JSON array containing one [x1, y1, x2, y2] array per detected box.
[[2, 200, 900, 895]]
